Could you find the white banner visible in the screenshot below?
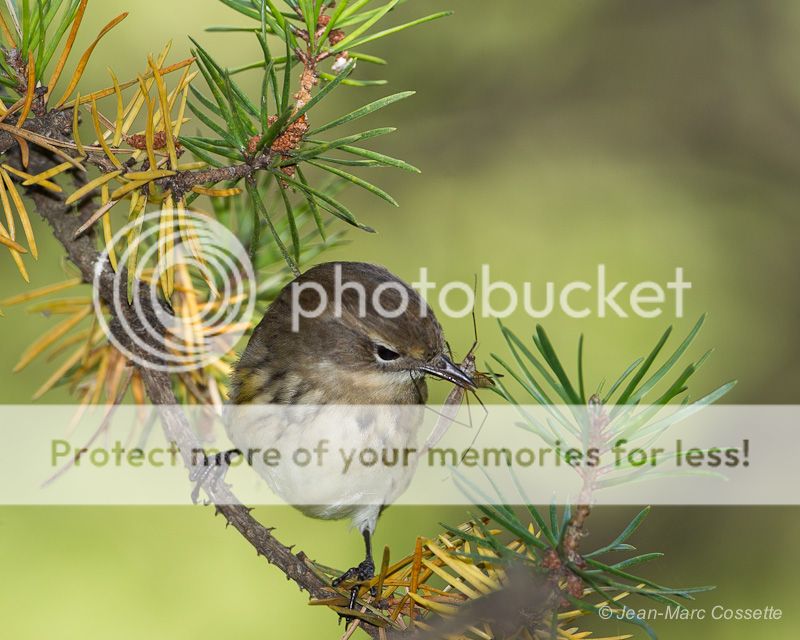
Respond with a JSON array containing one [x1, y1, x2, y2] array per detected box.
[[0, 404, 794, 506]]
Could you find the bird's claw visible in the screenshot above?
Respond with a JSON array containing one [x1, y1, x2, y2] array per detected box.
[[333, 557, 377, 626], [189, 449, 241, 504]]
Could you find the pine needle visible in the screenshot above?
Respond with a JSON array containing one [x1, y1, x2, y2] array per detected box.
[[22, 161, 72, 188], [54, 12, 129, 109], [65, 170, 121, 206], [124, 169, 175, 181], [0, 171, 13, 238], [12, 134, 29, 168], [149, 56, 178, 168], [108, 67, 124, 145], [0, 123, 85, 169], [159, 193, 175, 297], [47, 0, 89, 100], [1, 167, 37, 258], [33, 343, 86, 400], [110, 178, 148, 201], [0, 10, 17, 47], [2, 0, 21, 40], [90, 97, 123, 169], [0, 216, 27, 281], [17, 52, 36, 129], [14, 307, 91, 372], [3, 163, 61, 193], [72, 92, 85, 156], [0, 233, 26, 253], [61, 56, 193, 109], [72, 194, 119, 239], [100, 183, 118, 270], [191, 186, 242, 197]]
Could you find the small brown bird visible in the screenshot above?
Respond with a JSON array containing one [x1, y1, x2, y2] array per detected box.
[[225, 261, 475, 609]]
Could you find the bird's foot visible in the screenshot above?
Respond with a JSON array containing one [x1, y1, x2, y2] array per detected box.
[[189, 448, 241, 503], [333, 556, 377, 626]]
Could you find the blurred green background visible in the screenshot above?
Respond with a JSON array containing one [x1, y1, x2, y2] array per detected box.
[[1, 0, 798, 638]]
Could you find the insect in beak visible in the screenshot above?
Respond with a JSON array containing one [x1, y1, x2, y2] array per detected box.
[[420, 354, 476, 390]]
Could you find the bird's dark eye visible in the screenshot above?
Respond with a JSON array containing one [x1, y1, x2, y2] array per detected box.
[[376, 345, 400, 361]]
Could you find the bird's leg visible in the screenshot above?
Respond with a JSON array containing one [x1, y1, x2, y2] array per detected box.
[[333, 529, 377, 623], [189, 448, 242, 503]]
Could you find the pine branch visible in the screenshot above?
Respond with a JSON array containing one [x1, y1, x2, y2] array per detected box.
[[18, 138, 383, 636]]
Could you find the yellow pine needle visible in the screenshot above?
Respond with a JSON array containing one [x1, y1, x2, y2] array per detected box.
[[0, 172, 13, 237], [177, 200, 207, 276], [0, 219, 27, 281], [17, 52, 36, 128], [126, 196, 146, 303], [13, 133, 29, 167], [54, 12, 130, 109], [0, 234, 25, 252], [0, 123, 85, 169], [176, 268, 198, 360], [0, 95, 23, 123], [424, 542, 497, 594], [0, 11, 16, 47], [62, 57, 194, 109], [558, 630, 593, 640], [77, 346, 103, 377], [168, 69, 195, 124], [47, 0, 88, 99], [44, 328, 90, 362], [120, 44, 173, 140], [209, 359, 231, 377], [102, 213, 117, 269], [100, 183, 117, 270], [26, 297, 91, 314], [177, 161, 206, 171], [72, 92, 85, 156], [14, 307, 91, 372], [172, 71, 194, 139], [90, 350, 110, 405], [149, 56, 178, 169], [419, 558, 482, 600], [103, 351, 128, 404], [202, 321, 250, 336], [3, 162, 60, 193], [87, 102, 119, 136], [1, 168, 37, 258], [22, 161, 72, 189], [110, 179, 148, 201], [90, 98, 123, 169], [406, 591, 458, 616], [159, 195, 175, 297], [131, 373, 145, 405], [0, 277, 82, 306], [139, 77, 158, 170], [191, 186, 242, 197], [33, 343, 86, 400], [147, 70, 180, 133], [466, 625, 493, 640], [107, 68, 125, 145], [77, 319, 103, 370], [124, 169, 176, 181], [65, 169, 122, 206]]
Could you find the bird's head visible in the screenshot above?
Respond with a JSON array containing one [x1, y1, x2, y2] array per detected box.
[[234, 262, 474, 404]]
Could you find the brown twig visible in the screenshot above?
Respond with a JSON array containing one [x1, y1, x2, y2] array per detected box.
[[556, 395, 610, 599]]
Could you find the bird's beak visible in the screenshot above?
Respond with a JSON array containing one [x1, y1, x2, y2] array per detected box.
[[419, 354, 476, 390]]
